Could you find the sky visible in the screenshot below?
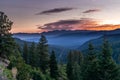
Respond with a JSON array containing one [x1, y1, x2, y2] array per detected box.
[[1, 0, 120, 33]]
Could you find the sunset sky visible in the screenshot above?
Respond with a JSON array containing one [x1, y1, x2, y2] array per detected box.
[[1, 0, 120, 33]]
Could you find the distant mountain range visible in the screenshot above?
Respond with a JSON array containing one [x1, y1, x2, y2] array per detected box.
[[13, 29, 120, 63], [13, 29, 120, 48]]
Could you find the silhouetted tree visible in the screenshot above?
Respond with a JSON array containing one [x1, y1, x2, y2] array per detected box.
[[73, 50, 83, 65], [82, 43, 99, 80], [50, 50, 59, 79], [66, 51, 74, 80]]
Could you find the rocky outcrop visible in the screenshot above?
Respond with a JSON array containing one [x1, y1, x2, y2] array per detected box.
[[0, 58, 13, 80]]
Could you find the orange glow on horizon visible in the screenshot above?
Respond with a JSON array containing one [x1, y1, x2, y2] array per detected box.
[[11, 27, 44, 33], [11, 24, 120, 33], [84, 24, 120, 31], [11, 20, 120, 33]]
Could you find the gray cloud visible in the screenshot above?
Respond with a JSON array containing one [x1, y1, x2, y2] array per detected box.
[[38, 18, 120, 31], [38, 19, 79, 30], [36, 7, 74, 15], [83, 9, 100, 13], [38, 18, 99, 31]]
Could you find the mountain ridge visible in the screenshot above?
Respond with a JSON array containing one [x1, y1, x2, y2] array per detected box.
[[13, 29, 120, 49], [13, 29, 120, 63]]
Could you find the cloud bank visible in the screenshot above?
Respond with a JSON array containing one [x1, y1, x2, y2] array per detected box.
[[38, 18, 120, 31], [38, 18, 99, 31]]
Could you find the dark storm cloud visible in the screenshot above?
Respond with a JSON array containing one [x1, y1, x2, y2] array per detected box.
[[83, 9, 100, 13], [36, 7, 74, 15]]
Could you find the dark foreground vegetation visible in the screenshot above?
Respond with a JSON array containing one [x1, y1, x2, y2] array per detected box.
[[0, 12, 120, 80]]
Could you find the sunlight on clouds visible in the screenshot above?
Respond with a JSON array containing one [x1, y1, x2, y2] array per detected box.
[[100, 20, 120, 25]]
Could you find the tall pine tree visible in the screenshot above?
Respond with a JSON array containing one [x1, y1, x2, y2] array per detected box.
[[37, 35, 49, 74], [0, 11, 15, 58], [82, 43, 99, 80], [73, 62, 81, 80], [50, 50, 59, 80], [73, 50, 83, 65], [66, 51, 74, 80], [98, 40, 120, 80], [29, 42, 37, 67]]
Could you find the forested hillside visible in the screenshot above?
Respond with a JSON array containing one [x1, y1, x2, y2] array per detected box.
[[1, 12, 120, 80], [80, 34, 120, 63]]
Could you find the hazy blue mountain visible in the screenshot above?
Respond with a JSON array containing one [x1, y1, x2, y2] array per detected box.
[[13, 29, 120, 63], [13, 29, 120, 49], [13, 30, 104, 49]]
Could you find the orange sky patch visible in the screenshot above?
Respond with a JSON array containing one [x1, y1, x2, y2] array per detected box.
[[85, 24, 120, 31]]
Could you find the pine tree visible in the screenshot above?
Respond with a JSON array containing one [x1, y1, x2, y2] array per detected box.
[[0, 11, 14, 58], [66, 50, 83, 80], [66, 51, 74, 80], [23, 42, 29, 64], [73, 50, 83, 65], [82, 43, 99, 80], [73, 62, 81, 80], [37, 35, 49, 74], [29, 42, 37, 67], [98, 40, 120, 80], [87, 43, 96, 61], [50, 50, 59, 79], [72, 51, 83, 80]]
